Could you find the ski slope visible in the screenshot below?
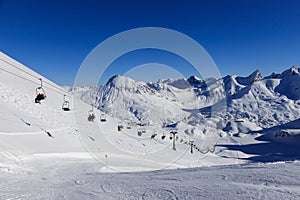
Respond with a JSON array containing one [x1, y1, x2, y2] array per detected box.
[[0, 52, 300, 199]]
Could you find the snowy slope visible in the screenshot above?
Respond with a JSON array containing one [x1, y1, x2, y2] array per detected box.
[[0, 52, 237, 173], [1, 159, 300, 200], [0, 52, 89, 170], [0, 52, 75, 131]]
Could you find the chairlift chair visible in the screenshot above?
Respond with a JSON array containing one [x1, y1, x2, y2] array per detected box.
[[62, 95, 70, 111], [88, 110, 95, 122], [117, 122, 123, 131], [35, 78, 46, 103], [100, 113, 107, 122], [151, 133, 157, 139], [62, 101, 70, 111], [137, 129, 142, 136]]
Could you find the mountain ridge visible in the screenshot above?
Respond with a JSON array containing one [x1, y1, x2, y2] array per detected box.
[[89, 67, 299, 134]]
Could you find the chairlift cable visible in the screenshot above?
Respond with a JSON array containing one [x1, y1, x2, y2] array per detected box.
[[0, 58, 39, 80], [0, 61, 71, 98], [0, 58, 70, 96], [0, 66, 70, 98], [0, 67, 38, 86]]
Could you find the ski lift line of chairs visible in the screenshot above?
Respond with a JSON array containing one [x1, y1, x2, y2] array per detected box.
[[34, 79, 71, 111], [137, 125, 217, 154], [160, 133, 180, 141], [158, 130, 216, 154], [112, 122, 217, 154]]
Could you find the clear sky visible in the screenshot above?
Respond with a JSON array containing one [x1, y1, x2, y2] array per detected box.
[[0, 0, 300, 85]]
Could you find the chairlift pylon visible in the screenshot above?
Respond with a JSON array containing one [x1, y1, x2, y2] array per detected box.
[[62, 95, 70, 111], [35, 78, 46, 103]]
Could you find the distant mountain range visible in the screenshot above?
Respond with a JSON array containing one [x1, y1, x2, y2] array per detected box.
[[68, 67, 300, 137]]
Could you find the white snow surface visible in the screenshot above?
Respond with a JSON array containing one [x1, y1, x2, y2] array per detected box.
[[0, 52, 300, 199]]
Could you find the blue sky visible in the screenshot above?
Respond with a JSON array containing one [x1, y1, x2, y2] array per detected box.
[[0, 0, 300, 85]]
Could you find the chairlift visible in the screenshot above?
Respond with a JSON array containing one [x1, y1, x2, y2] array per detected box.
[[137, 129, 142, 136], [234, 118, 244, 122], [35, 78, 46, 103], [88, 110, 95, 122], [117, 122, 123, 131], [62, 95, 70, 111], [100, 113, 107, 122], [151, 134, 157, 139]]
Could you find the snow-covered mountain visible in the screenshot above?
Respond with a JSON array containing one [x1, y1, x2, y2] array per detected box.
[[95, 67, 300, 133], [97, 75, 184, 125]]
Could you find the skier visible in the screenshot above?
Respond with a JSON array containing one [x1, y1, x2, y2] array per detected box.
[[88, 113, 95, 121], [35, 93, 45, 103]]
